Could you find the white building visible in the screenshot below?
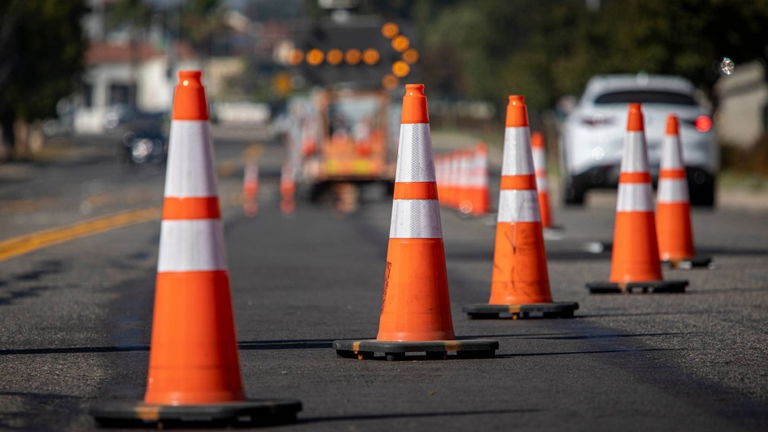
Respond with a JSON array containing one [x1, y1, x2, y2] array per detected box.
[[715, 60, 768, 149], [73, 42, 201, 133]]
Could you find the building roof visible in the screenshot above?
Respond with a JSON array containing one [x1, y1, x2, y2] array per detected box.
[[86, 41, 197, 65]]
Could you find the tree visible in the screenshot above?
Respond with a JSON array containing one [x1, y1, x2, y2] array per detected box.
[[0, 0, 88, 158], [418, 0, 768, 112]]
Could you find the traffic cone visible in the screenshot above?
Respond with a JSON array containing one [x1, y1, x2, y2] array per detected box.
[[467, 142, 490, 216], [657, 115, 711, 269], [531, 132, 560, 231], [586, 104, 688, 294], [457, 149, 473, 214], [436, 155, 447, 206], [243, 159, 259, 217], [443, 152, 457, 209], [334, 84, 498, 360], [280, 162, 296, 215], [91, 71, 300, 427], [463, 95, 578, 319]]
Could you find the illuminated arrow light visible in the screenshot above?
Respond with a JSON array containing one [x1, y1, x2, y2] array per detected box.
[[402, 48, 419, 64], [363, 48, 380, 65], [288, 49, 304, 65], [306, 48, 324, 66], [381, 22, 399, 39], [392, 60, 410, 77], [345, 48, 362, 65], [327, 49, 343, 65], [391, 35, 409, 52], [382, 74, 398, 90]]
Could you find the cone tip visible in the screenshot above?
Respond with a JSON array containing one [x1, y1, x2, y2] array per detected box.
[[405, 83, 425, 96], [531, 131, 544, 148], [401, 83, 429, 124], [173, 70, 208, 120], [626, 103, 644, 131], [178, 70, 202, 84], [505, 94, 528, 127], [665, 114, 679, 135]]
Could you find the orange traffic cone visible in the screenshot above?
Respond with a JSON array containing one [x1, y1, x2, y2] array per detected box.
[[436, 154, 447, 206], [463, 96, 578, 319], [531, 132, 560, 231], [457, 149, 473, 214], [334, 84, 498, 360], [467, 142, 490, 216], [92, 71, 300, 427], [243, 159, 259, 217], [280, 162, 296, 215], [444, 152, 458, 209], [657, 115, 711, 269], [586, 104, 688, 294]]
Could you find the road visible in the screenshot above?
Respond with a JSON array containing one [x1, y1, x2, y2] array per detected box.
[[0, 129, 766, 431]]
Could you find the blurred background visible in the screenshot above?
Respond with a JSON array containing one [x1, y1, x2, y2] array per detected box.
[[1, 0, 767, 197]]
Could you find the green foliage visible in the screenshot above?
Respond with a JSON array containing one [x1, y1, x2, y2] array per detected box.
[[419, 0, 768, 109], [180, 0, 226, 57], [0, 0, 88, 121]]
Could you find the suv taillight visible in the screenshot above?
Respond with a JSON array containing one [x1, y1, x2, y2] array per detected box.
[[683, 115, 713, 133], [695, 115, 712, 132]]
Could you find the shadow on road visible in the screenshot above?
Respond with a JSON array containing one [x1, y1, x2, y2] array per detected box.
[[0, 391, 83, 431], [0, 345, 148, 356], [300, 408, 539, 425], [498, 348, 678, 358], [0, 337, 380, 356], [0, 260, 66, 307], [521, 331, 692, 340]]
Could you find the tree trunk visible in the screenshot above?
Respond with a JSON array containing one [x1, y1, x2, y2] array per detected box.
[[0, 111, 14, 161]]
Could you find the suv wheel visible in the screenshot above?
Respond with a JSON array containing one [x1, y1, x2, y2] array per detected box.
[[689, 174, 716, 207], [563, 175, 587, 206]]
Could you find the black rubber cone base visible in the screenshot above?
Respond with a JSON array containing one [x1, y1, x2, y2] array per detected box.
[[663, 255, 712, 269], [463, 302, 579, 319], [586, 279, 688, 294], [91, 399, 301, 428], [333, 339, 498, 361]]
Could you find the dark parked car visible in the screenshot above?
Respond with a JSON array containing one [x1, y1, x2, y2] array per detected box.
[[118, 128, 167, 165]]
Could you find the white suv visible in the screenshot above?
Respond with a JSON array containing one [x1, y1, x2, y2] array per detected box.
[[559, 74, 718, 206]]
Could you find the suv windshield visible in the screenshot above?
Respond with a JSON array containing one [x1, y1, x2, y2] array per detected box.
[[594, 90, 696, 106]]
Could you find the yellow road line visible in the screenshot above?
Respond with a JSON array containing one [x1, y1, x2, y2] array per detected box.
[[244, 142, 264, 161], [0, 207, 161, 262], [0, 142, 264, 261]]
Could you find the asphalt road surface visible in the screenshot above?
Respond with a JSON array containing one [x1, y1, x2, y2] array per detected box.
[[0, 129, 766, 431]]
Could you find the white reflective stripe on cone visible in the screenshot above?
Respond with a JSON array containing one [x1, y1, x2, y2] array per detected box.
[[396, 123, 436, 182], [502, 127, 534, 175], [477, 153, 488, 187], [658, 178, 689, 203], [619, 131, 650, 173], [497, 190, 540, 223], [536, 175, 549, 191], [245, 163, 259, 182], [532, 148, 546, 173], [449, 156, 458, 187], [389, 199, 442, 238], [616, 183, 654, 211], [661, 135, 685, 169], [165, 121, 218, 197], [457, 156, 467, 187], [465, 166, 486, 187], [158, 219, 228, 272]]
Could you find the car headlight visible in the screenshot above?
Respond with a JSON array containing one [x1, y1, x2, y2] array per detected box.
[[132, 139, 153, 161]]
